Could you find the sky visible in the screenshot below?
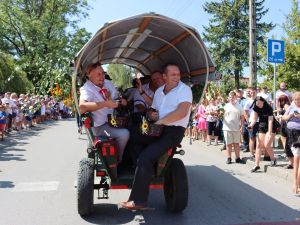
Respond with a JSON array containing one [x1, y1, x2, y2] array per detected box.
[[78, 0, 294, 80], [80, 0, 293, 39]]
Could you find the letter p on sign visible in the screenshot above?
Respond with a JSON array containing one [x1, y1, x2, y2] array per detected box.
[[271, 42, 281, 56], [267, 39, 285, 64]]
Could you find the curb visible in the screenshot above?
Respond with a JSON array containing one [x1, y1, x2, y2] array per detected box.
[[188, 136, 294, 184], [244, 157, 294, 183]]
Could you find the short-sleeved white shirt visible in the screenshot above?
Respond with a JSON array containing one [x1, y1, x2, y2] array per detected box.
[[223, 102, 244, 131], [133, 83, 154, 107], [80, 80, 118, 127], [151, 81, 192, 128]]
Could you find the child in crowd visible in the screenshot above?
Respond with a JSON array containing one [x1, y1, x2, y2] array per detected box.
[[0, 104, 7, 141], [197, 100, 208, 142]]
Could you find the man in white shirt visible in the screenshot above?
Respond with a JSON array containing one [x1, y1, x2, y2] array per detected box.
[[121, 63, 192, 210], [79, 62, 129, 162], [223, 91, 244, 164], [243, 87, 258, 157]]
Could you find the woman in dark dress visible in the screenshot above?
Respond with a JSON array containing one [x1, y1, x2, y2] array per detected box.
[[248, 96, 280, 172]]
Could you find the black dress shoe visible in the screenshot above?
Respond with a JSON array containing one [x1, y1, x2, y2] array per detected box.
[[263, 156, 271, 161], [251, 166, 260, 173]]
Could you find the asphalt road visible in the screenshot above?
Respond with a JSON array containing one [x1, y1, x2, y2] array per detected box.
[[1, 119, 300, 225]]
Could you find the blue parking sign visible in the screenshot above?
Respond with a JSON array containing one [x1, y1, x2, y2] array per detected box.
[[267, 39, 285, 64]]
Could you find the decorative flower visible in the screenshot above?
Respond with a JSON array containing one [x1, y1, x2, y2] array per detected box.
[[110, 114, 117, 127], [141, 116, 149, 134]]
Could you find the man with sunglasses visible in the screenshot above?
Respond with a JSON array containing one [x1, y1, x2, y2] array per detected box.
[[79, 62, 129, 163]]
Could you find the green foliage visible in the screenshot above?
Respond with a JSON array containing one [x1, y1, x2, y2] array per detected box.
[[219, 74, 236, 96], [284, 0, 300, 41], [206, 82, 221, 100], [191, 84, 204, 104], [0, 52, 34, 93], [259, 0, 300, 91], [107, 64, 133, 90], [203, 0, 274, 88], [0, 0, 92, 94]]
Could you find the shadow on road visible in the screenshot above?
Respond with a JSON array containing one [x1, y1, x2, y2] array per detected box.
[[0, 120, 59, 161], [81, 165, 300, 225], [0, 181, 15, 189]]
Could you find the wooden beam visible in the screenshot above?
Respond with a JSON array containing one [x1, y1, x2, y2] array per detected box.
[[98, 29, 107, 61], [181, 66, 216, 77], [121, 17, 152, 57]]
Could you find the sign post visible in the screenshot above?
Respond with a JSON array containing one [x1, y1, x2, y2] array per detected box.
[[267, 39, 285, 109]]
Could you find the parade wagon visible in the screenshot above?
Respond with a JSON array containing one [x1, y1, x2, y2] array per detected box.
[[72, 13, 216, 216]]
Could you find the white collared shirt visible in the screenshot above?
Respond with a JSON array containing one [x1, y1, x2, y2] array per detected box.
[[151, 81, 192, 128], [80, 79, 118, 127]]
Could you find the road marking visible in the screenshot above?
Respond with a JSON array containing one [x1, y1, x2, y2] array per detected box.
[[12, 181, 59, 192]]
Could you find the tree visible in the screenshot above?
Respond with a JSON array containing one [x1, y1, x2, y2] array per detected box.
[[259, 0, 300, 91], [0, 52, 34, 93], [202, 0, 274, 89], [107, 64, 133, 90], [0, 0, 91, 94]]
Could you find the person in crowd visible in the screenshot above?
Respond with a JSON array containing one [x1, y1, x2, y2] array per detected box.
[[275, 95, 291, 168], [121, 63, 192, 210], [191, 103, 199, 140], [282, 92, 300, 193], [134, 71, 165, 112], [235, 89, 247, 151], [244, 88, 251, 99], [217, 96, 226, 149], [40, 99, 46, 123], [197, 99, 208, 143], [276, 82, 293, 109], [3, 92, 14, 132], [206, 98, 220, 146], [4, 100, 10, 133], [0, 104, 7, 141], [236, 89, 247, 108], [257, 86, 273, 105], [79, 62, 129, 163], [235, 89, 246, 149], [123, 78, 139, 103], [223, 91, 244, 164], [291, 138, 300, 195], [249, 96, 279, 172], [243, 87, 258, 158]]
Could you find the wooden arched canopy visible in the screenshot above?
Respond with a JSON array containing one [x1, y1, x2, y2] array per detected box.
[[74, 13, 216, 84]]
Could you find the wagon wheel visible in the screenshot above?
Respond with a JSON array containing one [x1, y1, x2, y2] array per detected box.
[[77, 158, 94, 216], [164, 158, 188, 212]]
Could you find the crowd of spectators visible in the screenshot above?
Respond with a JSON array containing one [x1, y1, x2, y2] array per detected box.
[[0, 92, 72, 141], [187, 82, 300, 193]]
